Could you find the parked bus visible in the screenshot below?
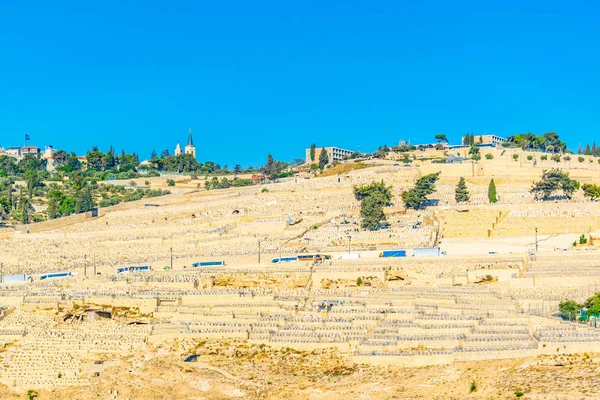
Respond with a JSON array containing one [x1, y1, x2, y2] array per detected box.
[[271, 257, 298, 264], [192, 261, 225, 267], [116, 265, 151, 274], [40, 272, 74, 280]]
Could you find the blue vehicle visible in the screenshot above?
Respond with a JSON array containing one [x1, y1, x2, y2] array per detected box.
[[117, 265, 151, 274], [271, 257, 298, 264], [192, 261, 225, 267], [40, 272, 73, 280], [380, 250, 406, 258]]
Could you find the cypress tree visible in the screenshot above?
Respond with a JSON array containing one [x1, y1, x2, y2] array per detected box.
[[585, 144, 591, 155], [593, 141, 598, 156], [488, 179, 497, 203], [47, 197, 59, 219], [7, 183, 13, 210], [310, 143, 316, 162], [20, 197, 29, 225], [455, 177, 470, 203]]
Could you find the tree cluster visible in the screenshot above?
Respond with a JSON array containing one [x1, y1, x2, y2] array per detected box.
[[205, 176, 255, 190], [578, 142, 600, 157], [506, 132, 567, 153], [559, 292, 600, 320], [530, 169, 580, 200], [263, 154, 289, 180]]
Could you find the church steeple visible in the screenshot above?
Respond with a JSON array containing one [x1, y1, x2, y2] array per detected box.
[[184, 128, 196, 158]]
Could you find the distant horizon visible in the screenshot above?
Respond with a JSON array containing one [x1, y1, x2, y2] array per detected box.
[[1, 1, 598, 166], [0, 129, 592, 167]]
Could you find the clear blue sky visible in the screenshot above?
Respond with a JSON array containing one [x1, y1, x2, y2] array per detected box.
[[1, 1, 598, 166]]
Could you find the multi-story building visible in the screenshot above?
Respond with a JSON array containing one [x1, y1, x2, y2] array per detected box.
[[305, 146, 355, 165], [6, 147, 21, 159], [21, 146, 41, 156], [462, 134, 507, 146]]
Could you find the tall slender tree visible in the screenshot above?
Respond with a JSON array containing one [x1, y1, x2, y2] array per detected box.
[[488, 179, 497, 203], [310, 143, 316, 162]]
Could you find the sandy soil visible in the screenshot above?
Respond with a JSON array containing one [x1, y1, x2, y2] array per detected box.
[[3, 340, 600, 400]]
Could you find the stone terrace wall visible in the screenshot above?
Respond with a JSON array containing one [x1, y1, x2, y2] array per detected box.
[[12, 210, 101, 234]]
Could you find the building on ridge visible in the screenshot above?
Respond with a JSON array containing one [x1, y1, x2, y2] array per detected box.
[[173, 129, 196, 158], [461, 134, 507, 146], [305, 147, 354, 165]]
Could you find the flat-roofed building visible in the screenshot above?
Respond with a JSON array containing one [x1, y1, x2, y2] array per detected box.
[[305, 147, 355, 165], [463, 134, 507, 146], [6, 146, 21, 159], [21, 146, 41, 155]]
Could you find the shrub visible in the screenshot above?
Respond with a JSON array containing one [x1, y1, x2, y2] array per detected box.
[[485, 153, 493, 160], [578, 156, 585, 163], [541, 155, 548, 160], [261, 188, 269, 193], [579, 234, 588, 245], [166, 179, 175, 187], [515, 391, 524, 397], [470, 380, 477, 393], [145, 180, 150, 185], [563, 155, 571, 161], [356, 277, 362, 286], [551, 154, 561, 162], [512, 154, 519, 161], [527, 155, 533, 161]]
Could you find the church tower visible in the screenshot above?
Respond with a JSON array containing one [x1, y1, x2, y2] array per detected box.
[[184, 128, 196, 158], [174, 143, 182, 156]]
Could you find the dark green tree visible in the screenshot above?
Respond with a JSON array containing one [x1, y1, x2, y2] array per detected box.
[[401, 172, 440, 210], [559, 300, 581, 320], [310, 143, 316, 162], [455, 177, 470, 203], [20, 197, 30, 225], [531, 168, 580, 200], [263, 154, 278, 180], [469, 145, 480, 161], [354, 181, 392, 230], [7, 182, 13, 210], [47, 197, 60, 219], [318, 147, 329, 169], [435, 134, 448, 143], [24, 169, 40, 198], [488, 179, 497, 203]]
